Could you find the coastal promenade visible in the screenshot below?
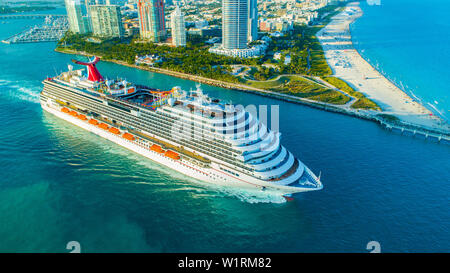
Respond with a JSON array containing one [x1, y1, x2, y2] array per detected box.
[[316, 2, 449, 133]]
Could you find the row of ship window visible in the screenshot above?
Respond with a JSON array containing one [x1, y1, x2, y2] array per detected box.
[[139, 111, 240, 154], [219, 167, 240, 177], [132, 118, 242, 163], [158, 109, 254, 149], [162, 107, 245, 129], [162, 107, 255, 141], [45, 86, 251, 172], [45, 86, 277, 171], [46, 84, 277, 176]]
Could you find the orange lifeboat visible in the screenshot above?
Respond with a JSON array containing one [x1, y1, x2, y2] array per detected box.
[[61, 107, 70, 113], [89, 119, 99, 125], [78, 114, 87, 121], [98, 123, 109, 130], [122, 132, 135, 141], [69, 111, 78, 117], [109, 127, 120, 135], [150, 144, 164, 153], [164, 150, 180, 160]]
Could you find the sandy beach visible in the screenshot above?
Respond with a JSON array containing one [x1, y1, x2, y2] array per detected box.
[[317, 2, 449, 131]]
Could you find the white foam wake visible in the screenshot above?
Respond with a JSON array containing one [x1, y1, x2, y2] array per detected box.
[[0, 78, 40, 104], [211, 186, 288, 204]]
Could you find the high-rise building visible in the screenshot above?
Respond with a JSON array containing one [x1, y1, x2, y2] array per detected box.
[[248, 0, 258, 42], [170, 5, 186, 47], [222, 0, 248, 50], [137, 0, 166, 42], [65, 0, 89, 34], [89, 5, 125, 38], [84, 0, 97, 32]]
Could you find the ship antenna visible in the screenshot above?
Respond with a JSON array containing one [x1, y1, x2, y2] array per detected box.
[[318, 171, 322, 181]]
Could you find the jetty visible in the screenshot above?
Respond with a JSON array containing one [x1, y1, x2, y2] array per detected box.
[[0, 14, 66, 20], [1, 15, 68, 44], [375, 118, 450, 143]]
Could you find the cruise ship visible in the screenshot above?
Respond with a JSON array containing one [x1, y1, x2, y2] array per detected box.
[[40, 57, 323, 197]]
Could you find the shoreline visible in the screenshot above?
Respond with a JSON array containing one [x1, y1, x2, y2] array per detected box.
[[54, 31, 450, 139], [316, 2, 449, 133], [54, 48, 367, 112], [348, 17, 447, 123]]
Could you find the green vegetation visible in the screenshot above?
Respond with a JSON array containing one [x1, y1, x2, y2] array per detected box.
[[323, 76, 381, 110], [248, 75, 349, 105], [377, 114, 400, 124], [351, 98, 380, 110], [245, 75, 291, 89], [278, 77, 350, 104], [58, 32, 242, 83], [251, 66, 277, 81], [265, 5, 344, 77], [266, 25, 332, 77], [323, 76, 361, 98]]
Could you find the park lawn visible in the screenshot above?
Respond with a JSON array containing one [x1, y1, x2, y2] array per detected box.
[[244, 75, 291, 89], [323, 76, 364, 98], [307, 91, 350, 105], [351, 98, 381, 110], [273, 77, 350, 105], [245, 75, 350, 105]]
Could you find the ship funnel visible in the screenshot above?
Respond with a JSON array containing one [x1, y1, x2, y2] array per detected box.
[[71, 56, 104, 82]]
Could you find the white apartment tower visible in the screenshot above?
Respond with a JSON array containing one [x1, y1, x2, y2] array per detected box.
[[170, 5, 186, 47], [65, 0, 89, 34], [222, 0, 248, 50]]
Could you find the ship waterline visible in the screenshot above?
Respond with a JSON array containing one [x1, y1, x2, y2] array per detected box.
[[40, 58, 322, 196]]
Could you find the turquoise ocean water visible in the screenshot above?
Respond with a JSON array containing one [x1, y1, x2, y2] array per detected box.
[[351, 0, 450, 121], [0, 3, 449, 252]]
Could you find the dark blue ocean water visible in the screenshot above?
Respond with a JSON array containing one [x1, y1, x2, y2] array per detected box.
[[352, 0, 450, 121], [0, 5, 449, 252]]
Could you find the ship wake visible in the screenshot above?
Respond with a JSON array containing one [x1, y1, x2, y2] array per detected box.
[[0, 78, 40, 104]]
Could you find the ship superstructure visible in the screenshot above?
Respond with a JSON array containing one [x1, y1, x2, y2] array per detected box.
[[40, 57, 322, 196]]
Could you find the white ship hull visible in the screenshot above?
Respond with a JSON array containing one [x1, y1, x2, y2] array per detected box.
[[42, 101, 321, 196]]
